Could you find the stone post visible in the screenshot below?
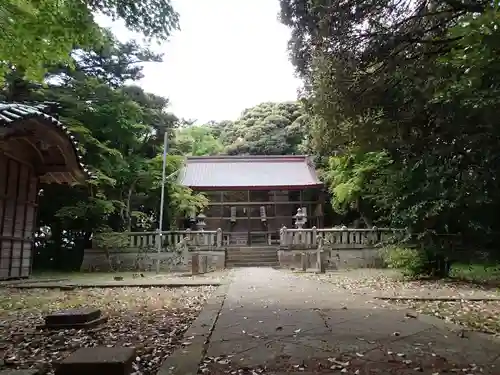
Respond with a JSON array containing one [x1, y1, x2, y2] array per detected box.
[[371, 225, 378, 244], [318, 257, 326, 273], [191, 253, 200, 275], [341, 225, 348, 244], [280, 226, 287, 247], [181, 237, 190, 264], [316, 236, 325, 273], [301, 252, 307, 271], [200, 255, 208, 273], [216, 228, 223, 248], [312, 226, 317, 247]]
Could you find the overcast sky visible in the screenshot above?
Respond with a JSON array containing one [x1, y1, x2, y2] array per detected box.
[[98, 0, 302, 123]]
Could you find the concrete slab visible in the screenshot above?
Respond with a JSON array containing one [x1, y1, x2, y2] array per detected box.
[[198, 268, 500, 374], [55, 346, 135, 375], [44, 308, 101, 326]]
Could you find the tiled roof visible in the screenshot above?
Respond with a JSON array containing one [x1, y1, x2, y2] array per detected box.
[[179, 155, 322, 189], [0, 102, 89, 178]]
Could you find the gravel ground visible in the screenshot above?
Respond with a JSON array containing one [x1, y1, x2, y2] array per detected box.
[[297, 269, 499, 297], [0, 286, 216, 374], [298, 269, 500, 335], [383, 299, 500, 335], [0, 270, 229, 285], [201, 352, 486, 375]]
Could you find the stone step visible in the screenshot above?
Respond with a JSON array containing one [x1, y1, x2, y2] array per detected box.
[[226, 261, 279, 267], [226, 258, 278, 265], [227, 255, 277, 259], [227, 246, 278, 249], [227, 259, 278, 265], [226, 249, 277, 254], [226, 254, 278, 260], [226, 255, 278, 261], [226, 246, 279, 267], [226, 249, 278, 254]]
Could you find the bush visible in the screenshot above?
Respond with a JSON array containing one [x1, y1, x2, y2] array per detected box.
[[380, 245, 454, 279], [380, 246, 427, 277]]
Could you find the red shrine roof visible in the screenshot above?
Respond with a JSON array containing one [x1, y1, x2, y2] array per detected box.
[[178, 155, 323, 190]]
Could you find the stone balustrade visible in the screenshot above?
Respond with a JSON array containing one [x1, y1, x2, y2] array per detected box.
[[279, 227, 398, 249], [82, 229, 225, 272], [82, 226, 403, 272], [126, 229, 223, 250], [98, 227, 397, 252]]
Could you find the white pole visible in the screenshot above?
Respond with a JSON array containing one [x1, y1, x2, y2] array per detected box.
[[156, 131, 168, 274]]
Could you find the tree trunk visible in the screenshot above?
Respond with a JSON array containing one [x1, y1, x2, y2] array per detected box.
[[356, 197, 373, 228], [125, 180, 138, 232]]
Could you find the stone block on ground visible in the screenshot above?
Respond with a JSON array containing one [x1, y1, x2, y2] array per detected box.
[[191, 253, 200, 275], [316, 251, 326, 273], [200, 255, 208, 273], [0, 370, 41, 375], [301, 252, 308, 271], [42, 308, 107, 330], [55, 347, 135, 375]]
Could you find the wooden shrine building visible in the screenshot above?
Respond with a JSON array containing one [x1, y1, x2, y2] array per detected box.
[[178, 155, 324, 245], [0, 103, 88, 280]]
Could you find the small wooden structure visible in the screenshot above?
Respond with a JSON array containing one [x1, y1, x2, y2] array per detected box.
[[0, 103, 88, 279], [178, 155, 324, 246]]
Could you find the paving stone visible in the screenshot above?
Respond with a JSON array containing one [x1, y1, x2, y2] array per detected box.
[[202, 268, 500, 373], [191, 254, 200, 275], [55, 347, 135, 375], [42, 308, 107, 330], [45, 308, 101, 326]]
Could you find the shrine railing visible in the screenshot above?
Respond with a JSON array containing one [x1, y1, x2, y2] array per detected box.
[[124, 229, 223, 250], [98, 227, 400, 252], [279, 227, 400, 249]]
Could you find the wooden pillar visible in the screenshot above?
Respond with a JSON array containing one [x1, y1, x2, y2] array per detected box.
[[0, 155, 9, 280], [319, 189, 325, 228], [247, 189, 251, 245], [273, 190, 277, 234]]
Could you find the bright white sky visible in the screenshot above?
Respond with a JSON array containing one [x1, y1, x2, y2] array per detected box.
[[98, 0, 302, 123]]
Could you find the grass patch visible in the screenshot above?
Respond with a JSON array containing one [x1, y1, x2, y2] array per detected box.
[[450, 263, 500, 284]]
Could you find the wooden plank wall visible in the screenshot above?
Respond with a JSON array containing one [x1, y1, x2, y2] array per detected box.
[[0, 153, 38, 280]]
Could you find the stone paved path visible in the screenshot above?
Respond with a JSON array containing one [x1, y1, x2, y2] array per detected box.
[[202, 268, 500, 374]]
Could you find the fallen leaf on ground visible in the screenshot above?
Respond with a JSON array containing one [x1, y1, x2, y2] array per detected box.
[[0, 286, 215, 375]]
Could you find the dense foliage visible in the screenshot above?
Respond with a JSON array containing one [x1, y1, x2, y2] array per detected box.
[[0, 0, 178, 82], [0, 6, 206, 269], [279, 0, 500, 273], [172, 102, 313, 156], [4, 0, 500, 276]]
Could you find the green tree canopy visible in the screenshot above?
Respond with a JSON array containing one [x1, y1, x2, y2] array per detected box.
[[0, 26, 207, 270], [0, 0, 178, 81], [279, 0, 500, 246]]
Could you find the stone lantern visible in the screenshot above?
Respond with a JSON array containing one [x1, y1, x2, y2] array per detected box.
[[294, 207, 306, 229], [196, 213, 207, 231]]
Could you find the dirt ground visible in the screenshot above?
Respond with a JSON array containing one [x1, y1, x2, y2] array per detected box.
[[0, 286, 216, 374]]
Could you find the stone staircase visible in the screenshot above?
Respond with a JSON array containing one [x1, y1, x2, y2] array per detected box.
[[225, 246, 279, 267]]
